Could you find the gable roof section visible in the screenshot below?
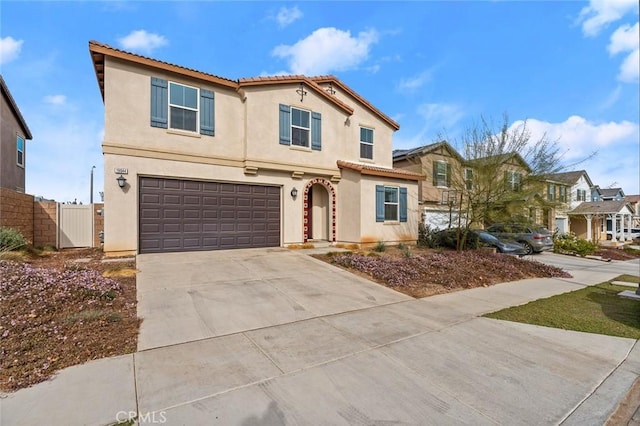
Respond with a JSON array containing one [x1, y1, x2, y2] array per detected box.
[[0, 75, 33, 140], [599, 187, 624, 199], [392, 141, 464, 163], [88, 41, 396, 129], [238, 75, 354, 116], [546, 170, 593, 187], [467, 152, 532, 173], [568, 200, 633, 215], [337, 160, 423, 181], [89, 40, 238, 100], [311, 76, 399, 130]]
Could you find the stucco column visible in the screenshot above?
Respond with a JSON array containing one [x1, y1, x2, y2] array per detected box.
[[585, 214, 592, 242], [627, 214, 633, 241]]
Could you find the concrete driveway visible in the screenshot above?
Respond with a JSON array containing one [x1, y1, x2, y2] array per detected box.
[[2, 250, 639, 425]]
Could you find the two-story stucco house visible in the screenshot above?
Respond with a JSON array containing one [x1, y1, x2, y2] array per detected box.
[[88, 41, 420, 255], [0, 75, 32, 193]]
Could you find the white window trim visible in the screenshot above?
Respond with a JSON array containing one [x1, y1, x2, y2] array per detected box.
[[16, 134, 25, 168], [169, 81, 200, 133], [384, 186, 399, 222], [507, 171, 521, 191], [291, 106, 311, 148], [464, 168, 473, 191], [435, 161, 449, 188], [360, 126, 374, 160]]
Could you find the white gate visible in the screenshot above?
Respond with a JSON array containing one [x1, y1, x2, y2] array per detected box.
[[58, 204, 94, 248]]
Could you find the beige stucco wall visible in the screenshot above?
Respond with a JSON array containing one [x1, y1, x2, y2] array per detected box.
[[104, 57, 245, 161], [336, 169, 418, 245]]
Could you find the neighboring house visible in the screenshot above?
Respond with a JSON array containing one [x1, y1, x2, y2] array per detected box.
[[393, 141, 466, 229], [88, 41, 420, 255], [627, 195, 640, 228], [545, 170, 594, 234], [592, 186, 625, 202], [0, 75, 32, 193], [568, 200, 636, 243], [394, 143, 560, 230]]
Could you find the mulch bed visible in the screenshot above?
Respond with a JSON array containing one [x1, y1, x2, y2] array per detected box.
[[313, 247, 572, 298], [0, 248, 139, 392]]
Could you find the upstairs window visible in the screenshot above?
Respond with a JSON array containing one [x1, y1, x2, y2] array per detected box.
[[547, 184, 555, 201], [505, 171, 522, 191], [169, 82, 198, 132], [150, 77, 215, 136], [279, 104, 321, 150], [464, 168, 473, 191], [433, 161, 451, 188], [291, 107, 310, 147], [360, 127, 374, 160], [576, 189, 587, 201], [16, 135, 24, 167], [559, 186, 566, 202]]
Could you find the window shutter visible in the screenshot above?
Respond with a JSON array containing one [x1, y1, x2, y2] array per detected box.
[[279, 104, 291, 145], [311, 112, 322, 151], [432, 161, 438, 185], [376, 185, 385, 222], [446, 163, 452, 187], [150, 77, 168, 128], [399, 187, 408, 222], [200, 89, 215, 136]]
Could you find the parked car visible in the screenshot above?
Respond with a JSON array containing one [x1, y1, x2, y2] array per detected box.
[[476, 231, 528, 257], [434, 228, 528, 256], [486, 223, 553, 255]]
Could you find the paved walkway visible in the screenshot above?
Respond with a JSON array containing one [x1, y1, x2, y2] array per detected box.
[[1, 251, 639, 425]]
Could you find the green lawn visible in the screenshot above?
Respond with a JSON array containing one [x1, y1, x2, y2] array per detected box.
[[484, 275, 640, 339]]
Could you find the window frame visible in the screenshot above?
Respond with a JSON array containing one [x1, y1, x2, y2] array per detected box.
[[384, 186, 399, 222], [434, 161, 449, 188], [359, 126, 374, 160], [290, 107, 311, 148], [168, 81, 199, 133], [506, 171, 522, 191], [547, 184, 556, 201], [464, 168, 474, 191], [16, 134, 25, 168], [559, 186, 566, 202]]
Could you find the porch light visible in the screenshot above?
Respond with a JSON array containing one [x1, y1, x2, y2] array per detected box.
[[116, 175, 127, 188], [290, 187, 298, 198]]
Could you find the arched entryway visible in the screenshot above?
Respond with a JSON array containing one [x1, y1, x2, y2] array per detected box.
[[303, 178, 336, 243]]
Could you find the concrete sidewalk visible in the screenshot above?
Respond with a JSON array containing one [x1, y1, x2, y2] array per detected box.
[[1, 251, 639, 425]]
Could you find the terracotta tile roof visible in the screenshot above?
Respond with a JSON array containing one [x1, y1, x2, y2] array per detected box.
[[88, 41, 399, 131], [88, 40, 238, 99], [337, 160, 423, 181], [311, 76, 400, 130], [0, 75, 32, 139], [392, 141, 464, 163], [238, 75, 354, 115]]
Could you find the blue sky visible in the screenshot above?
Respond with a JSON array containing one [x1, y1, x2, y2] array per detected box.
[[1, 0, 638, 203]]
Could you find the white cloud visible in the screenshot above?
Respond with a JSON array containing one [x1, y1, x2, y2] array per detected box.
[[272, 27, 379, 75], [275, 6, 302, 28], [618, 47, 640, 82], [117, 30, 167, 54], [608, 22, 639, 54], [0, 36, 23, 65], [577, 0, 639, 36], [43, 95, 67, 106], [398, 69, 434, 92]]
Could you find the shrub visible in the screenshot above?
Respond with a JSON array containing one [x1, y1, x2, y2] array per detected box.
[[553, 232, 598, 257], [373, 241, 386, 252], [0, 227, 27, 252], [417, 223, 438, 248]]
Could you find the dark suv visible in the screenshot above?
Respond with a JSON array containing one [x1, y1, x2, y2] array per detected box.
[[486, 223, 553, 255]]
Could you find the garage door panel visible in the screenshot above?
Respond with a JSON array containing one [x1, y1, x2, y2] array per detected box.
[[139, 177, 280, 253]]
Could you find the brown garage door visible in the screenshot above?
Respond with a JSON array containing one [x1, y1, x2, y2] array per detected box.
[[139, 177, 280, 253]]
